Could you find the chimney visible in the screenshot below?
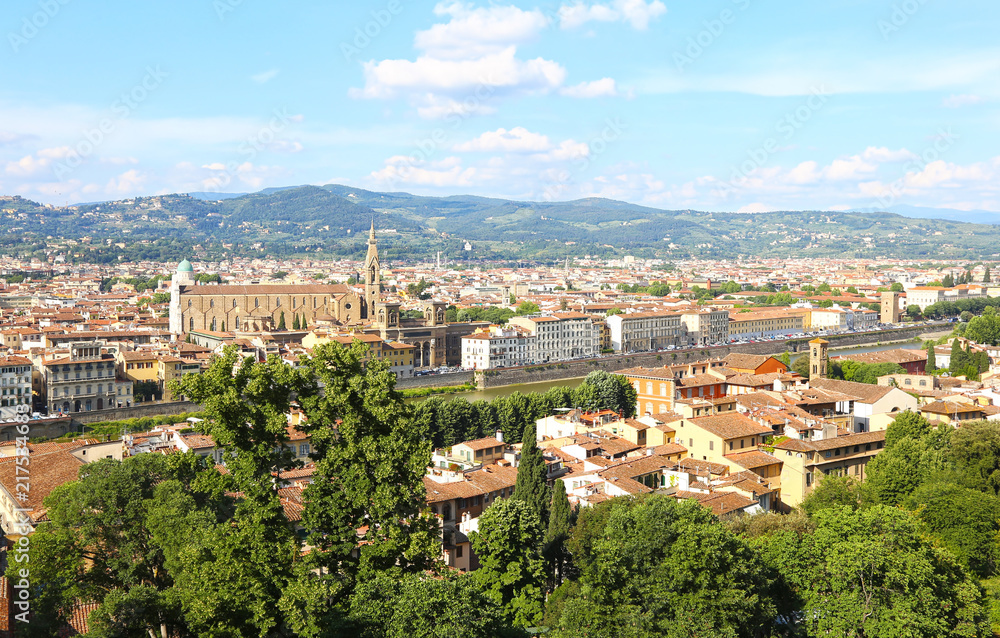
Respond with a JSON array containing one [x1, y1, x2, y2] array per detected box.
[[495, 429, 503, 443]]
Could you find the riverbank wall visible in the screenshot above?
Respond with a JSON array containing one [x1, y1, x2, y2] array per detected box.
[[473, 325, 945, 389]]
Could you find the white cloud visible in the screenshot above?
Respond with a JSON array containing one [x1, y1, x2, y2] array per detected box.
[[350, 4, 618, 118], [534, 139, 590, 162], [416, 2, 549, 59], [561, 78, 618, 98], [942, 93, 984, 108], [105, 169, 147, 194], [453, 127, 552, 152], [351, 47, 567, 100], [559, 0, 666, 30], [251, 69, 280, 84], [370, 155, 477, 187], [4, 146, 76, 176]]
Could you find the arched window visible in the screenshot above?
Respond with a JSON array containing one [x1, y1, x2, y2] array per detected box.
[[255, 298, 259, 308], [209, 299, 214, 308], [189, 317, 194, 331], [276, 298, 281, 307], [232, 300, 237, 308], [187, 300, 192, 307], [292, 298, 296, 308]]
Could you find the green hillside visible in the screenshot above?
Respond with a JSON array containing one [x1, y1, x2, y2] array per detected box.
[[2, 186, 998, 264]]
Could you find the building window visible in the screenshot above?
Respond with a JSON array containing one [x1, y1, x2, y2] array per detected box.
[[254, 298, 259, 308], [456, 545, 463, 558], [209, 300, 214, 308]]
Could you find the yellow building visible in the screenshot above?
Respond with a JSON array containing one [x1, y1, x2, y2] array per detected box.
[[158, 355, 200, 401], [302, 331, 414, 379], [728, 309, 806, 339], [773, 430, 886, 508]]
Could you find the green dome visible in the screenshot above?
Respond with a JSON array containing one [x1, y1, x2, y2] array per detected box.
[[177, 259, 194, 273]]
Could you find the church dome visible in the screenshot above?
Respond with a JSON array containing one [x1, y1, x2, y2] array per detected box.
[[177, 259, 194, 273]]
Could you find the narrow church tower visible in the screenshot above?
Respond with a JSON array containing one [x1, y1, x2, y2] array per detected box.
[[169, 259, 195, 337], [364, 219, 381, 315], [809, 338, 829, 380]]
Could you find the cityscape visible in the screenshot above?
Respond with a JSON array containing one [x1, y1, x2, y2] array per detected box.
[[2, 1, 999, 637]]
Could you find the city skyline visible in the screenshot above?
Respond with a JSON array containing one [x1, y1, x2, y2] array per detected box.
[[2, 1, 998, 213]]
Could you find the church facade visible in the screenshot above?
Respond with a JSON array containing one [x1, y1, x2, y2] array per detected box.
[[168, 222, 488, 367]]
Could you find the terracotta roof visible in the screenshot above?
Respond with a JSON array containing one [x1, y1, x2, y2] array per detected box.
[[456, 436, 504, 451], [688, 413, 773, 440], [180, 283, 352, 295], [809, 378, 899, 404], [725, 449, 782, 470], [0, 450, 84, 523]]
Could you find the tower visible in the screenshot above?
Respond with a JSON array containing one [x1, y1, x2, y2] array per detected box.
[[169, 259, 195, 337], [880, 291, 901, 324], [809, 338, 829, 380], [364, 219, 381, 317]]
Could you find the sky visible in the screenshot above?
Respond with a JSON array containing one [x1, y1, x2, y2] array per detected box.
[[2, 0, 999, 212]]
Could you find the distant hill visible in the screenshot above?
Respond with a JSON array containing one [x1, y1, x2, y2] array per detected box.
[[4, 186, 1000, 263], [848, 204, 1000, 226]]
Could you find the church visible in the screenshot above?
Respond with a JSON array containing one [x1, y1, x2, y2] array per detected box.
[[169, 222, 382, 335], [168, 222, 487, 367]]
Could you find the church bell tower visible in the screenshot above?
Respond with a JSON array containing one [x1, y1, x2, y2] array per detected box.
[[364, 219, 381, 317]]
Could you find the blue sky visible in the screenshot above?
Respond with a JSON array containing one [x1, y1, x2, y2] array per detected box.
[[2, 0, 998, 212]]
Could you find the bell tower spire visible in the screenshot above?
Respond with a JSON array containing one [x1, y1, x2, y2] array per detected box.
[[365, 218, 381, 317]]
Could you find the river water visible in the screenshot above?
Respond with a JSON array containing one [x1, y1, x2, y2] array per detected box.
[[410, 338, 931, 403]]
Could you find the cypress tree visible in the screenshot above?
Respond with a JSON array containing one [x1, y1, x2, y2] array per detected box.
[[300, 314, 307, 329], [925, 342, 936, 372], [292, 314, 300, 330], [950, 339, 967, 376], [513, 422, 549, 527], [545, 479, 573, 588], [277, 311, 286, 331], [985, 266, 992, 284]]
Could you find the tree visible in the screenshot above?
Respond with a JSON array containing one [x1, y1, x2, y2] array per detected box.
[[605, 307, 622, 316], [277, 311, 287, 331], [950, 339, 969, 376], [470, 498, 546, 628], [792, 354, 811, 379], [292, 313, 300, 330], [891, 282, 905, 292], [984, 265, 991, 283], [349, 572, 506, 638], [572, 370, 637, 416], [884, 410, 932, 449], [513, 422, 550, 528], [759, 506, 990, 638], [943, 274, 955, 288], [272, 271, 288, 280], [300, 314, 307, 329], [846, 286, 859, 294], [905, 482, 1000, 578], [545, 479, 573, 589], [926, 341, 937, 372], [907, 304, 923, 320], [553, 496, 779, 638], [801, 474, 862, 516], [516, 301, 540, 316], [279, 340, 440, 629], [778, 351, 791, 367]]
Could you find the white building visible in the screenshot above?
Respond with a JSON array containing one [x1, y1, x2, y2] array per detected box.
[[680, 309, 730, 346], [0, 356, 32, 420], [509, 312, 599, 363], [461, 325, 534, 370], [906, 287, 946, 312], [606, 311, 683, 353]]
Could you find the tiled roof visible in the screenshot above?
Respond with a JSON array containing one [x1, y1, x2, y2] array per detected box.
[[725, 449, 782, 470], [809, 378, 897, 404], [456, 437, 504, 451], [688, 413, 773, 440]]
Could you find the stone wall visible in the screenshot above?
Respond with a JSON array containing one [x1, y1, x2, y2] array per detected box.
[[475, 326, 937, 389], [396, 371, 474, 389], [68, 400, 203, 425]]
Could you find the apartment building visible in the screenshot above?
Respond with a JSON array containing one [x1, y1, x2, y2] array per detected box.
[[0, 356, 32, 420], [728, 309, 806, 339], [906, 286, 946, 311], [509, 312, 598, 362], [461, 325, 533, 370], [680, 309, 730, 346], [809, 308, 849, 332], [40, 340, 132, 413], [774, 429, 886, 507], [605, 311, 683, 353]]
